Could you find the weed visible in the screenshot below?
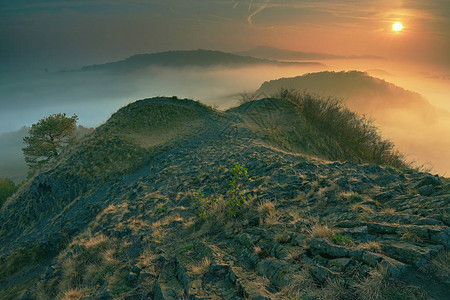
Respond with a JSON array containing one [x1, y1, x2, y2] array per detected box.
[[330, 234, 354, 246], [194, 162, 252, 219], [227, 162, 253, 217]]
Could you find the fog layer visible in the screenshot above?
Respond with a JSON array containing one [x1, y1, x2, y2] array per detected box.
[[0, 59, 448, 176]]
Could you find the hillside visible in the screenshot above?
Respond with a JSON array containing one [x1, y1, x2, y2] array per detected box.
[[235, 46, 383, 61], [0, 97, 449, 299], [257, 71, 435, 116], [256, 71, 450, 175], [80, 50, 324, 72]]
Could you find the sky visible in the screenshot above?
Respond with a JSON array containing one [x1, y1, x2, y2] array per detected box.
[[1, 0, 449, 72]]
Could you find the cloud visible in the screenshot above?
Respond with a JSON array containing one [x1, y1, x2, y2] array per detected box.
[[247, 0, 270, 25]]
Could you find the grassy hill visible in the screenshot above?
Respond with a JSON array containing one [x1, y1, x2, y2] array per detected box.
[[80, 49, 324, 73], [256, 71, 450, 175], [0, 96, 448, 299]]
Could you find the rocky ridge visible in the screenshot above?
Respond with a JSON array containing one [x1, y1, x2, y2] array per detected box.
[[0, 97, 448, 299]]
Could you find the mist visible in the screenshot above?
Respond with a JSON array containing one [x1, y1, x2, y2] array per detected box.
[[0, 58, 449, 178]]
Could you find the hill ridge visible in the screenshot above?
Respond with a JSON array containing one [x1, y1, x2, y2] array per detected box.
[[0, 97, 448, 299], [80, 49, 324, 72]]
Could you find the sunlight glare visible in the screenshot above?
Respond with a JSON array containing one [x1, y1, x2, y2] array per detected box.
[[392, 22, 403, 32]]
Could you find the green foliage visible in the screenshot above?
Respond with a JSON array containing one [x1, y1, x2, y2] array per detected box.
[[0, 177, 17, 207], [330, 234, 354, 246], [195, 163, 252, 219], [154, 204, 168, 215], [349, 193, 363, 202], [227, 163, 253, 217], [194, 189, 218, 219], [22, 113, 78, 170]]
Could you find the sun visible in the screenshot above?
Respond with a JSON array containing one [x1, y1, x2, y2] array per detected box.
[[392, 22, 403, 32]]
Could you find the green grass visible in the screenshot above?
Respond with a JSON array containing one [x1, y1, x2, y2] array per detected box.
[[330, 234, 354, 246]]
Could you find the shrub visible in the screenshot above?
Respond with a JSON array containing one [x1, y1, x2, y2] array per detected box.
[[227, 163, 253, 217], [194, 162, 252, 219]]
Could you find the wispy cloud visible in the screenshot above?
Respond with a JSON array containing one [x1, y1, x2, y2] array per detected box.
[[247, 0, 270, 25]]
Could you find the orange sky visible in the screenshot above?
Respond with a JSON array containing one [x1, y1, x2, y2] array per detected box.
[[1, 0, 449, 72]]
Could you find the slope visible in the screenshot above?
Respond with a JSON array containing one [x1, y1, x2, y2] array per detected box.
[[256, 71, 450, 175], [0, 97, 448, 299]]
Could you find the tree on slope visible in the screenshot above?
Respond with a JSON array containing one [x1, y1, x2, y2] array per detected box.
[[22, 113, 78, 169]]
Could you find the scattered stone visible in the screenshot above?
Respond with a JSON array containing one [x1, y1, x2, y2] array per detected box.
[[310, 265, 337, 283]]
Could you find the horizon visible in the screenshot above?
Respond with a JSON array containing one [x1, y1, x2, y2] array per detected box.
[[0, 1, 449, 177]]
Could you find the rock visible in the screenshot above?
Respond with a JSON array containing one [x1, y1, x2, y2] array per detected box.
[[415, 175, 441, 188], [310, 265, 337, 283], [418, 185, 435, 196], [207, 264, 231, 282], [361, 251, 383, 266], [153, 280, 165, 300], [127, 271, 139, 286], [374, 190, 397, 201], [252, 296, 272, 300], [381, 242, 442, 268], [328, 258, 352, 271], [131, 265, 142, 274], [256, 259, 291, 287]]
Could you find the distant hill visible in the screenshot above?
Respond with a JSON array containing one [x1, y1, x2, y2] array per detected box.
[[257, 71, 450, 174], [257, 71, 438, 122], [80, 49, 325, 72], [235, 46, 383, 61], [1, 97, 448, 299]]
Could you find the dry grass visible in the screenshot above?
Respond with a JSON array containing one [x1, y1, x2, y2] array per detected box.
[[288, 212, 304, 225], [318, 277, 348, 300], [283, 266, 316, 299], [352, 203, 375, 214], [381, 207, 396, 214], [428, 250, 450, 278], [353, 264, 390, 300], [358, 241, 381, 252], [58, 287, 90, 300], [191, 257, 212, 275], [400, 230, 423, 243], [258, 201, 276, 216], [308, 223, 335, 238]]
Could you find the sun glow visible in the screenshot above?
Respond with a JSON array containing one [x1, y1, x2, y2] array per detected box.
[[392, 22, 403, 32]]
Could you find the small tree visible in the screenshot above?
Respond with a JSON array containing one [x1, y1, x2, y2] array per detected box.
[[0, 178, 17, 208], [22, 113, 78, 169]]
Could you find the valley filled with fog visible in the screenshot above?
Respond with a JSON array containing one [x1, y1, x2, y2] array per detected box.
[[1, 56, 449, 180]]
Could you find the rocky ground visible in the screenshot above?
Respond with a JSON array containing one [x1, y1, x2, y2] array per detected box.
[[0, 97, 449, 299]]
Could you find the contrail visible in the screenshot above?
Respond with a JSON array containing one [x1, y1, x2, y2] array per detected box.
[[247, 0, 270, 25]]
